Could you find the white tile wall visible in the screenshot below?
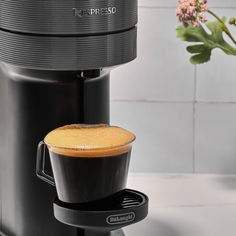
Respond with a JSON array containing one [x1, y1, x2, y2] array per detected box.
[[138, 0, 236, 8], [138, 0, 177, 8], [208, 0, 236, 8], [111, 8, 195, 102], [111, 0, 236, 173], [111, 101, 193, 172], [197, 55, 236, 102], [197, 8, 236, 102], [195, 103, 236, 174]]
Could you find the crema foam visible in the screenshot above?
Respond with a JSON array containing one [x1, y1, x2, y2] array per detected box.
[[44, 124, 135, 157]]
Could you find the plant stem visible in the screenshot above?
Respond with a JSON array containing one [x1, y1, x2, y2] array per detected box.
[[207, 9, 236, 46]]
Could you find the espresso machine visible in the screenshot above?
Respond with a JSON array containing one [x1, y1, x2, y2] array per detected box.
[[0, 0, 148, 235]]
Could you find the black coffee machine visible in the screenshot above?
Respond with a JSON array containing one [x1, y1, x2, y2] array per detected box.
[[0, 0, 148, 235]]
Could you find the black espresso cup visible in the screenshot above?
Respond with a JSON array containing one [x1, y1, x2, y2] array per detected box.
[[36, 124, 135, 204]]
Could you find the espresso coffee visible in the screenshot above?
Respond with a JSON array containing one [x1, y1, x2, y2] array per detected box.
[[39, 124, 135, 203]]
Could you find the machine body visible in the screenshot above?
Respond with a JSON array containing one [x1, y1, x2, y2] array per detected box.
[[0, 67, 110, 236], [0, 0, 138, 235]]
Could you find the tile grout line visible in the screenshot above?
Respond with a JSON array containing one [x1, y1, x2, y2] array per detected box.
[[196, 101, 236, 104], [138, 6, 236, 9], [111, 99, 193, 103], [112, 100, 236, 104], [153, 202, 236, 209], [138, 6, 175, 9], [193, 65, 197, 174]]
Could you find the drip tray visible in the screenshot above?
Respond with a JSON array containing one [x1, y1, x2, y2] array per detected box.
[[53, 189, 149, 233]]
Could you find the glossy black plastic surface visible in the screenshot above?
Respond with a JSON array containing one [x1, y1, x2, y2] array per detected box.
[[0, 64, 110, 236]]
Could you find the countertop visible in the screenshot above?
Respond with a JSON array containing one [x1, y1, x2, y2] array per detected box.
[[125, 173, 236, 236]]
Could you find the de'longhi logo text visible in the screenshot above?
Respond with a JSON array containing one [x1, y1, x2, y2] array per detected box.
[[106, 212, 135, 225]]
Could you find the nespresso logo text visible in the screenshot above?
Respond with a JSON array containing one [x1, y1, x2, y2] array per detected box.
[[73, 7, 117, 17]]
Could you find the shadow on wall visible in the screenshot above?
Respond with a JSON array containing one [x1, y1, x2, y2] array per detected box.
[[126, 218, 183, 236], [219, 154, 236, 175], [216, 175, 236, 191]]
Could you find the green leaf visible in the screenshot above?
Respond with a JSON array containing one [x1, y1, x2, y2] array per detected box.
[[176, 18, 236, 64]]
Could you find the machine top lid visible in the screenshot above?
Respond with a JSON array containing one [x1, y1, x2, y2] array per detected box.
[[0, 0, 137, 35]]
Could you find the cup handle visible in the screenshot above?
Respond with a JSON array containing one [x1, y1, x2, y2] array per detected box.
[[36, 141, 55, 186]]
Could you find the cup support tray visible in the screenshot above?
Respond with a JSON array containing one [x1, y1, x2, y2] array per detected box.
[[53, 189, 149, 236]]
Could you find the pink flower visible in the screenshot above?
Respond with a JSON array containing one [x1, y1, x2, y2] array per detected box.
[[188, 6, 195, 14], [201, 5, 208, 11], [193, 21, 200, 27], [176, 8, 182, 16], [199, 13, 207, 22], [176, 0, 208, 27]]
